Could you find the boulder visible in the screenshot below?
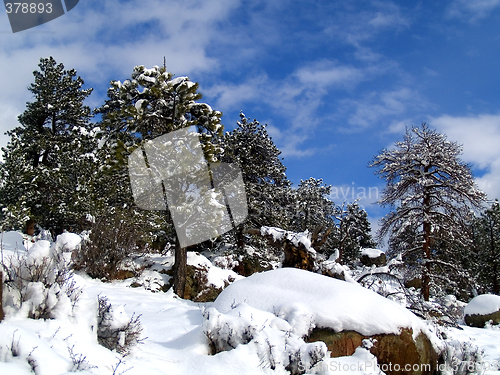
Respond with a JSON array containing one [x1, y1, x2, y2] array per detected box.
[[464, 294, 500, 328], [213, 268, 440, 375], [306, 328, 438, 375], [360, 248, 387, 267]]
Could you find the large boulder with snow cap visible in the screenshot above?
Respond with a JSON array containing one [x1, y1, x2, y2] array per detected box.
[[360, 248, 387, 267], [213, 268, 439, 375], [464, 294, 500, 328]]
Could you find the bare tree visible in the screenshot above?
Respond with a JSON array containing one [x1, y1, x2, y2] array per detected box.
[[371, 124, 486, 301]]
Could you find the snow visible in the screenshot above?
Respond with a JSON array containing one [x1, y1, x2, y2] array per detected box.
[[260, 226, 315, 254], [0, 230, 27, 254], [213, 268, 429, 338], [465, 294, 500, 316], [55, 232, 82, 253], [361, 248, 384, 258], [26, 240, 51, 265], [186, 252, 242, 289], [1, 234, 500, 375]]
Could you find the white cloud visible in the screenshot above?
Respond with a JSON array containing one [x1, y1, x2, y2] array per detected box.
[[294, 60, 364, 89], [0, 0, 243, 151], [339, 88, 428, 131], [447, 0, 500, 21], [430, 114, 500, 200]]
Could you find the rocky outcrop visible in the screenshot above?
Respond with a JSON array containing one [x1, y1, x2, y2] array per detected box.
[[306, 328, 438, 375]]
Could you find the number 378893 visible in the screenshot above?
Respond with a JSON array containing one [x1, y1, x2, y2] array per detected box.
[[5, 3, 53, 14]]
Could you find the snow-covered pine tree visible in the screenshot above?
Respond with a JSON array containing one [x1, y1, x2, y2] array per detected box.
[[332, 202, 376, 266], [219, 112, 292, 248], [290, 177, 336, 253], [472, 200, 500, 295], [0, 57, 97, 233], [95, 64, 224, 298], [370, 123, 486, 301]]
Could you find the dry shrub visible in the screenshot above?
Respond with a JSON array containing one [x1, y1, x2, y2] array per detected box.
[[73, 212, 144, 281]]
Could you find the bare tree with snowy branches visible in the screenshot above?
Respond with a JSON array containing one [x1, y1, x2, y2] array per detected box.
[[371, 123, 486, 301]]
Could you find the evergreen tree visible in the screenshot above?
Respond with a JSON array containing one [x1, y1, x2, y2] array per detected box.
[[473, 200, 500, 295], [371, 123, 486, 301], [332, 202, 376, 266], [96, 64, 224, 297], [290, 178, 336, 254], [219, 112, 292, 248], [0, 57, 97, 234]]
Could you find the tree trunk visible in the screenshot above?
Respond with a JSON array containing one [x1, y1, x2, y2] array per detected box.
[[422, 177, 431, 302], [173, 239, 187, 298], [0, 271, 4, 322], [490, 226, 499, 295]]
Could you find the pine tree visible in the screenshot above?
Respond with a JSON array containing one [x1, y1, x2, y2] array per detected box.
[[473, 200, 500, 295], [0, 57, 97, 233], [290, 177, 336, 254], [219, 112, 292, 248], [371, 123, 486, 301], [96, 64, 224, 297], [332, 202, 376, 266]]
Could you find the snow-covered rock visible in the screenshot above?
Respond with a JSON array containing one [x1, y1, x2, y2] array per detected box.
[[464, 294, 500, 328], [213, 268, 428, 337], [211, 268, 441, 375], [360, 248, 386, 267]]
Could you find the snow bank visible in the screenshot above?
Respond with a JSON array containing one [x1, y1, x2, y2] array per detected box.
[[213, 268, 427, 338], [0, 231, 27, 254], [361, 248, 384, 258], [465, 294, 500, 316]]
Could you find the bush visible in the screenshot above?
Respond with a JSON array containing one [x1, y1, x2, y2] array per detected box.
[[73, 211, 144, 281], [97, 295, 144, 356], [1, 239, 81, 319]]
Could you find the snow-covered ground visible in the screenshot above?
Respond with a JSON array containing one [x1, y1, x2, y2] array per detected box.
[[1, 231, 500, 375]]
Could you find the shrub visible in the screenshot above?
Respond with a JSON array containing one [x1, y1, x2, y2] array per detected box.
[[97, 296, 144, 356], [1, 239, 81, 319], [73, 211, 144, 281]]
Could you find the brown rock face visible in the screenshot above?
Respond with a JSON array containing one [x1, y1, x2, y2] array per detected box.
[[283, 242, 315, 271], [306, 328, 438, 375], [465, 310, 500, 328]]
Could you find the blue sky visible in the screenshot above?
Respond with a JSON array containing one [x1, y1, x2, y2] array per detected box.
[[2, 0, 500, 238]]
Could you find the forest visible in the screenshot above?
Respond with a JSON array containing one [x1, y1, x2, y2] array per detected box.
[[0, 57, 499, 375]]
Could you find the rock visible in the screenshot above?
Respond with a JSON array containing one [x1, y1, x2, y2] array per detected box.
[[182, 265, 223, 302], [283, 241, 315, 271], [232, 255, 272, 277], [360, 248, 387, 267], [322, 267, 345, 281], [306, 328, 438, 375], [464, 294, 500, 328]]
